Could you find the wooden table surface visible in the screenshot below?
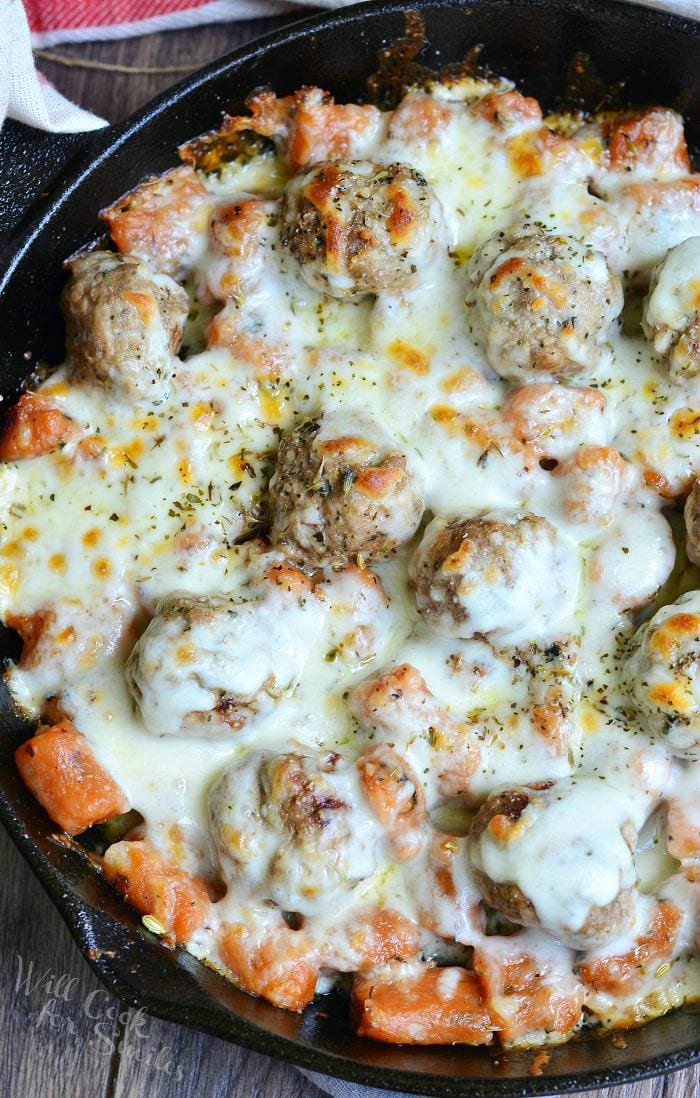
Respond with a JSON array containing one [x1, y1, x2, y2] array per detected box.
[[4, 14, 699, 1098]]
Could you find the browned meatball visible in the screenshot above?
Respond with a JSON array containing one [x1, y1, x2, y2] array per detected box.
[[209, 750, 380, 915], [268, 409, 424, 566], [410, 513, 579, 644], [465, 226, 623, 381], [281, 160, 443, 298], [62, 250, 189, 403], [125, 587, 320, 739], [467, 779, 638, 949], [685, 479, 700, 566]]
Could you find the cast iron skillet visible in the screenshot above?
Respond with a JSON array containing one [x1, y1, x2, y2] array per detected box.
[[1, 1, 699, 1093]]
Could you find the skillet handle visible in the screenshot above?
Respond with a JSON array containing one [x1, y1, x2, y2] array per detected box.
[[0, 121, 96, 248]]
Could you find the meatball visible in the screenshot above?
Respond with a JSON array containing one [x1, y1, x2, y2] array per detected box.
[[410, 513, 579, 644], [281, 160, 443, 298], [268, 409, 424, 566], [685, 479, 700, 566], [626, 590, 700, 758], [209, 750, 380, 916], [468, 779, 638, 949], [465, 226, 623, 381], [62, 251, 188, 403], [642, 237, 700, 383], [125, 591, 314, 738]]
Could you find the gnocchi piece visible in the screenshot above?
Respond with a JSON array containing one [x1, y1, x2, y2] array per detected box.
[[352, 965, 494, 1046], [0, 392, 80, 461], [321, 907, 420, 973], [16, 720, 129, 836], [349, 662, 479, 803], [473, 934, 584, 1047], [575, 109, 690, 196], [578, 898, 683, 996], [473, 89, 542, 132], [590, 506, 675, 613], [642, 237, 700, 383], [580, 729, 672, 829], [414, 833, 484, 945], [502, 383, 608, 461], [103, 838, 210, 945], [387, 90, 457, 145], [218, 918, 320, 1012], [7, 598, 130, 714], [100, 165, 212, 279], [626, 591, 700, 758], [357, 745, 427, 861], [605, 109, 690, 178], [198, 197, 278, 304], [666, 762, 700, 860], [182, 86, 383, 172], [610, 177, 700, 281], [553, 446, 630, 527]]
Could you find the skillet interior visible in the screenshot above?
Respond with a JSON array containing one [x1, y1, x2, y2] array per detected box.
[[0, 1, 699, 1092]]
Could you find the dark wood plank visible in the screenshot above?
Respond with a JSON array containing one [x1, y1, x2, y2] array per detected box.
[[664, 1063, 700, 1098], [113, 1011, 327, 1098], [584, 1080, 664, 1098], [34, 16, 315, 124], [0, 826, 116, 1098]]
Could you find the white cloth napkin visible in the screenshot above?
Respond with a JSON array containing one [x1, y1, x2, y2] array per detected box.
[[2, 0, 699, 1094], [0, 0, 108, 129]]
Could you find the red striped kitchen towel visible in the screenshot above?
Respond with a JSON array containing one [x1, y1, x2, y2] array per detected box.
[[23, 0, 349, 46]]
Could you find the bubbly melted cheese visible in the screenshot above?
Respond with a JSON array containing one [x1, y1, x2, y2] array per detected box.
[[4, 76, 700, 1047]]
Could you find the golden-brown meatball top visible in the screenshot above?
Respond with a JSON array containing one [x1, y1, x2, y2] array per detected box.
[[466, 226, 623, 381], [281, 159, 444, 298], [269, 409, 424, 566]]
